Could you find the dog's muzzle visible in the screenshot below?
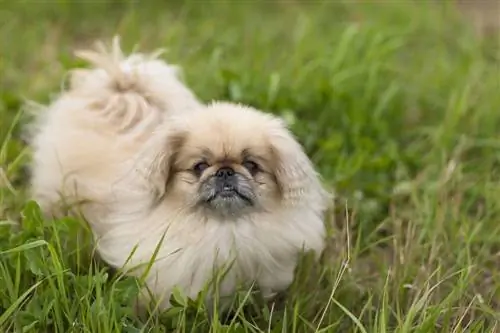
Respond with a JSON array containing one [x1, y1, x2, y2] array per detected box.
[[214, 167, 239, 197], [200, 166, 255, 215]]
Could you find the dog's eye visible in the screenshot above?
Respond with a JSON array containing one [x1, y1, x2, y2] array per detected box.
[[193, 162, 210, 176], [242, 160, 259, 175]]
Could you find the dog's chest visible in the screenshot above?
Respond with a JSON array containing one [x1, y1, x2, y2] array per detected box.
[[197, 221, 277, 275]]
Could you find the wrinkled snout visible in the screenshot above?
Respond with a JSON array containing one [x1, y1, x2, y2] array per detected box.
[[199, 166, 256, 216], [215, 166, 238, 197]]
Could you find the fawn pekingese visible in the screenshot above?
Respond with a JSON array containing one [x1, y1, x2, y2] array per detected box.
[[28, 37, 330, 311]]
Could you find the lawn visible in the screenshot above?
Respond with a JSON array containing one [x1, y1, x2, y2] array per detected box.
[[1, 1, 500, 332]]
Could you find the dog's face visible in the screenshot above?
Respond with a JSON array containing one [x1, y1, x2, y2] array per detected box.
[[168, 119, 280, 217], [150, 102, 324, 219]]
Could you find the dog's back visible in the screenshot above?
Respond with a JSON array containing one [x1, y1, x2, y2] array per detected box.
[[28, 36, 201, 219]]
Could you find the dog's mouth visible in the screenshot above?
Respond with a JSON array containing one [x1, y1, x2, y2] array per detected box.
[[206, 186, 254, 205], [199, 174, 256, 215]]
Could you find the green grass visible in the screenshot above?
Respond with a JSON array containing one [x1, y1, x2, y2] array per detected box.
[[1, 0, 500, 331]]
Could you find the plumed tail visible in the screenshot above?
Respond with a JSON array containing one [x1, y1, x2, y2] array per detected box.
[[69, 36, 201, 121], [73, 36, 165, 93]]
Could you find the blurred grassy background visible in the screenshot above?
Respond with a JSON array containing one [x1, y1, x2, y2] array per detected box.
[[1, 0, 500, 332]]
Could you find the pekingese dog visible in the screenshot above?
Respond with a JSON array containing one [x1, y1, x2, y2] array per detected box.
[[28, 37, 330, 312]]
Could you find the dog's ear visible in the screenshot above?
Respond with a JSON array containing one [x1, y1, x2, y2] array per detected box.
[[268, 119, 327, 207], [142, 126, 186, 198]]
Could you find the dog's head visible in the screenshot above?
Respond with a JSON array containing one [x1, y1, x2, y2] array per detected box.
[[147, 102, 328, 219]]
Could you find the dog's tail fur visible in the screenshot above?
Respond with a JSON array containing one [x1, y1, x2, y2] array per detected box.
[[70, 36, 201, 123]]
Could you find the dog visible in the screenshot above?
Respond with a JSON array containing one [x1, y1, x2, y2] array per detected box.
[[28, 37, 330, 312]]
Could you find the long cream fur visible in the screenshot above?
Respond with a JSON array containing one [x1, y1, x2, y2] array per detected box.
[[28, 37, 329, 312]]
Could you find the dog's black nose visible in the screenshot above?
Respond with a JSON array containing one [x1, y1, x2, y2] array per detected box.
[[216, 166, 235, 179]]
